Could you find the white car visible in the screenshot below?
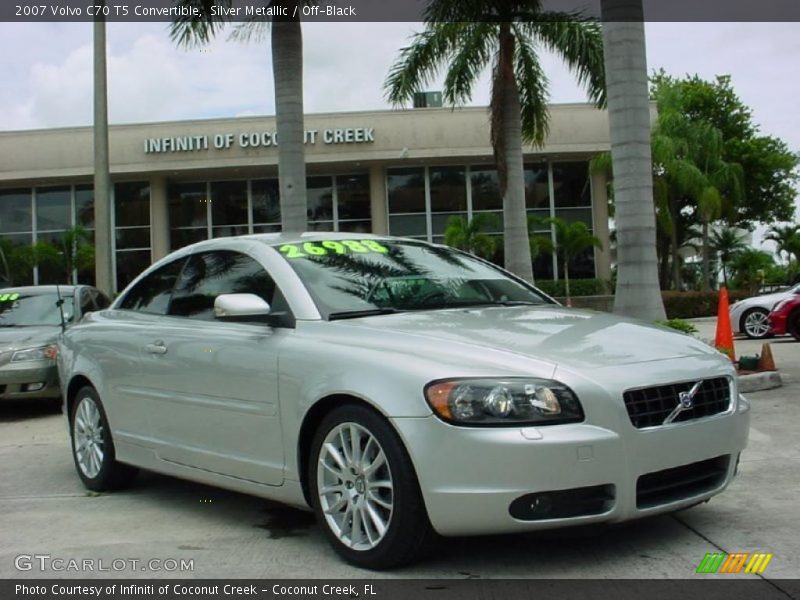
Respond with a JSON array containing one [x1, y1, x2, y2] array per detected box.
[[730, 284, 800, 339], [58, 234, 750, 568]]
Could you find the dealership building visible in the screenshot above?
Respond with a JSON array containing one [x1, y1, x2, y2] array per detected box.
[[0, 103, 612, 292]]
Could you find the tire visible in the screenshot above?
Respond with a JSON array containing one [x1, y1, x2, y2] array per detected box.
[[741, 307, 772, 339], [69, 386, 138, 491], [308, 404, 434, 569]]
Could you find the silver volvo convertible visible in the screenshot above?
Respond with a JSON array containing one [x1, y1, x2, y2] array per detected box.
[[58, 233, 750, 568]]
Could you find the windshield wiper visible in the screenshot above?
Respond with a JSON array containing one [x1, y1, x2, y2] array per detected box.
[[328, 307, 406, 321]]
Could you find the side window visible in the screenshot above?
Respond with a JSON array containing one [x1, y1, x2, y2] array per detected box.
[[118, 258, 186, 315], [168, 251, 281, 321]]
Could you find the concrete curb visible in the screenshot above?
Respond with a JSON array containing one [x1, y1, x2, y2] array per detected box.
[[738, 370, 783, 393]]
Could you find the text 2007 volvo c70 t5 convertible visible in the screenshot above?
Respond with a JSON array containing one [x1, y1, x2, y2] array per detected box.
[[58, 233, 750, 568]]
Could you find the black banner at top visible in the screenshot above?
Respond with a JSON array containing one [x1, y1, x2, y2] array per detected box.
[[3, 0, 800, 22]]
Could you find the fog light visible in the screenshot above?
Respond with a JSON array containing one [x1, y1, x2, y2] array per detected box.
[[23, 382, 45, 392], [528, 493, 553, 515]]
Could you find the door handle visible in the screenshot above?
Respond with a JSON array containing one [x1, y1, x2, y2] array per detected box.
[[144, 341, 167, 355]]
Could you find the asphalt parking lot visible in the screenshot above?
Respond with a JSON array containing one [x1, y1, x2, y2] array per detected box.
[[1, 318, 798, 582]]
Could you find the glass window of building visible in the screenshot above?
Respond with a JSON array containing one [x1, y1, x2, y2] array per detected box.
[[307, 176, 333, 229], [169, 182, 208, 251], [387, 167, 427, 239], [0, 189, 32, 234], [36, 187, 71, 231], [211, 180, 248, 238], [387, 168, 425, 214], [524, 163, 549, 209], [115, 182, 151, 291], [429, 166, 467, 240], [336, 174, 371, 233], [252, 178, 280, 229], [552, 161, 591, 207], [75, 185, 94, 228], [115, 182, 150, 226], [470, 167, 502, 211]]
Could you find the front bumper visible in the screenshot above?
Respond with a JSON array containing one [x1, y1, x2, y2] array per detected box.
[[0, 361, 61, 400], [768, 312, 787, 335], [392, 397, 750, 536]]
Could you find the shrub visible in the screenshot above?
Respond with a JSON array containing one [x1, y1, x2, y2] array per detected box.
[[661, 290, 750, 319], [655, 318, 698, 335], [534, 278, 607, 298]]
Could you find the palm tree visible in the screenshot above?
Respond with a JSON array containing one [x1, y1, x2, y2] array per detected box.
[[385, 1, 605, 283], [443, 214, 499, 259], [600, 0, 665, 319], [171, 1, 307, 232], [93, 10, 113, 294], [710, 226, 748, 288], [544, 217, 602, 305], [765, 224, 800, 266]]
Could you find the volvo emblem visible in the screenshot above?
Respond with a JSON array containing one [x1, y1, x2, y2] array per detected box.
[[663, 381, 703, 425]]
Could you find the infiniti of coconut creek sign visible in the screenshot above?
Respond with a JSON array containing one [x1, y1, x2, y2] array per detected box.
[[144, 127, 376, 154]]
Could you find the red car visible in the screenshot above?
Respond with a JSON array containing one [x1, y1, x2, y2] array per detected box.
[[768, 294, 800, 340]]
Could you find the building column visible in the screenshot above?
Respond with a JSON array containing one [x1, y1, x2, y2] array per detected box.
[[150, 176, 170, 261], [368, 165, 387, 235], [591, 171, 612, 285]]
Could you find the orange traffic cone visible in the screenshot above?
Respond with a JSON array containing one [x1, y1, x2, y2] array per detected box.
[[758, 343, 777, 372], [714, 287, 736, 363]]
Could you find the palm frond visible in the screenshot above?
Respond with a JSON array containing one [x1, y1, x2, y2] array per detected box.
[[168, 0, 233, 48], [522, 13, 606, 107], [511, 28, 549, 147], [442, 23, 495, 105], [384, 22, 467, 106]]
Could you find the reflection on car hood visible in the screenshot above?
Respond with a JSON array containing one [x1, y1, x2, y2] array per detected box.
[[337, 305, 720, 369], [0, 325, 59, 353]]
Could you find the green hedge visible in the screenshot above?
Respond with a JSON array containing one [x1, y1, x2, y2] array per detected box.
[[661, 291, 750, 319], [534, 279, 608, 298]]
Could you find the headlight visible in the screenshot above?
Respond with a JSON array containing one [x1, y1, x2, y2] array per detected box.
[[424, 378, 583, 426], [11, 344, 58, 363]]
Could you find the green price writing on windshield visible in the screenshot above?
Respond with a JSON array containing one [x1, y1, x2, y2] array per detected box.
[[0, 293, 20, 302], [279, 240, 389, 259]]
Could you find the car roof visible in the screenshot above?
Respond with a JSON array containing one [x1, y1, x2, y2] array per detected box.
[[0, 285, 80, 295]]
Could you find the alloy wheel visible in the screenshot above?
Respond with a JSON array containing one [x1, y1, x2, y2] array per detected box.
[[73, 395, 105, 479], [316, 422, 393, 551], [744, 309, 770, 338]]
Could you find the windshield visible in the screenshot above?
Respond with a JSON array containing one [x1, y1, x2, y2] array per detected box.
[[0, 292, 75, 327], [274, 239, 552, 319]]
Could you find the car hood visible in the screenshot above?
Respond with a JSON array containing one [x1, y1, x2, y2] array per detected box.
[[0, 325, 59, 353], [337, 305, 720, 370]]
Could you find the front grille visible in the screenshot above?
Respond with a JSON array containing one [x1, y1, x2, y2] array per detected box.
[[509, 484, 615, 521], [637, 455, 730, 509], [623, 377, 731, 429]]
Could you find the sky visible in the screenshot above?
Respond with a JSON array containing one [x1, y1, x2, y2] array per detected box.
[[0, 21, 797, 248]]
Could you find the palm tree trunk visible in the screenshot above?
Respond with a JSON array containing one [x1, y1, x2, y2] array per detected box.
[[669, 197, 682, 290], [601, 0, 665, 319], [701, 217, 711, 291], [563, 257, 571, 306], [496, 25, 533, 283], [272, 16, 307, 232], [93, 13, 113, 294]]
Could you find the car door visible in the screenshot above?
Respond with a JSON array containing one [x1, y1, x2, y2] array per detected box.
[[141, 249, 288, 486], [103, 257, 188, 446]]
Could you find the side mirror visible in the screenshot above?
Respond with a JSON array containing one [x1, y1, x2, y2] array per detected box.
[[214, 293, 271, 322]]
